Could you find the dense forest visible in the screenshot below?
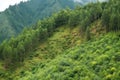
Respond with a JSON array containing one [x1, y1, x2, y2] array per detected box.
[[0, 0, 75, 43], [0, 0, 120, 80]]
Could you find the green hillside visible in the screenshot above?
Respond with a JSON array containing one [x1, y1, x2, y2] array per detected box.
[[0, 25, 81, 80], [15, 32, 120, 80], [0, 0, 75, 43], [0, 22, 120, 80], [0, 0, 119, 80]]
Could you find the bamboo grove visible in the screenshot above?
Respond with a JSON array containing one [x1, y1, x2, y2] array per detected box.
[[0, 0, 119, 68]]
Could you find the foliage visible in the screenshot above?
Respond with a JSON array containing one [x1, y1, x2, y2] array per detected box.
[[11, 33, 120, 80], [0, 0, 119, 79], [0, 0, 119, 69], [102, 0, 120, 32], [0, 0, 75, 43]]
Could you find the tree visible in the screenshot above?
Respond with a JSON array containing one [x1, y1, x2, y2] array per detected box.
[[85, 27, 91, 41], [54, 9, 69, 27], [2, 44, 13, 68], [69, 10, 80, 27], [109, 13, 120, 32], [17, 41, 25, 62], [102, 0, 120, 32]]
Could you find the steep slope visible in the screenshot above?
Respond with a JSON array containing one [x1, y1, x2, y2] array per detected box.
[[0, 25, 82, 80], [17, 33, 120, 80], [0, 0, 119, 79], [0, 0, 75, 43], [5, 30, 120, 80], [0, 19, 119, 80]]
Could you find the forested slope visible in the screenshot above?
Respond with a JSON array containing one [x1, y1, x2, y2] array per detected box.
[[15, 32, 120, 80], [0, 0, 119, 80], [0, 0, 75, 43]]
